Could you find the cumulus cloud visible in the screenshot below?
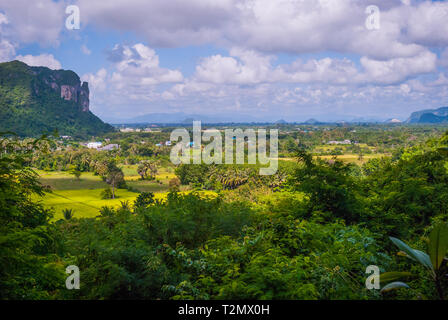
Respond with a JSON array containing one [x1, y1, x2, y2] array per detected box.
[[0, 0, 65, 45], [0, 0, 446, 120], [109, 43, 183, 86], [194, 48, 274, 84], [77, 0, 233, 47], [0, 39, 15, 62], [192, 47, 437, 86], [405, 1, 448, 47], [82, 68, 107, 92], [0, 13, 15, 62], [0, 4, 63, 65], [358, 50, 437, 84], [15, 54, 62, 69], [85, 43, 184, 115], [77, 0, 448, 60]]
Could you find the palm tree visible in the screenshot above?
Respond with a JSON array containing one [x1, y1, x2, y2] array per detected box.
[[119, 200, 131, 211], [62, 208, 74, 220]]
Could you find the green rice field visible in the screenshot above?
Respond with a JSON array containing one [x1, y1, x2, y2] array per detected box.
[[35, 168, 203, 220]]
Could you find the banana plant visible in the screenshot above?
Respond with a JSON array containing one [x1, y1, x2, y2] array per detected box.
[[381, 222, 448, 299]]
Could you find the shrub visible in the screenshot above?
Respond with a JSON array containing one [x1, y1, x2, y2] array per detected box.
[[169, 177, 181, 189], [101, 187, 113, 199], [133, 192, 155, 209], [98, 206, 115, 217]]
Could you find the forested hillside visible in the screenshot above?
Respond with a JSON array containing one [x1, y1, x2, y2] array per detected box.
[[0, 61, 113, 138]]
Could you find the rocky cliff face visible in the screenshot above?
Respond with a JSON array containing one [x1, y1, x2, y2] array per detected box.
[[32, 66, 90, 112], [60, 83, 89, 111]]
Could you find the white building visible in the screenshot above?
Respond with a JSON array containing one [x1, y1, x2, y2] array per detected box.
[[327, 140, 352, 145], [87, 142, 102, 149], [98, 144, 120, 151]]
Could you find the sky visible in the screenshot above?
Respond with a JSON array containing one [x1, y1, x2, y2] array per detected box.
[[0, 0, 448, 122]]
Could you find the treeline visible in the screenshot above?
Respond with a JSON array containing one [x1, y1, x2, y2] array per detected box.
[[31, 145, 171, 172], [174, 163, 293, 190]]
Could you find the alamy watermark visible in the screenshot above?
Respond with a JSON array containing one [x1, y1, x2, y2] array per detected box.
[[65, 5, 80, 30], [66, 265, 80, 290], [365, 265, 380, 290], [365, 5, 380, 30], [64, 4, 380, 31], [170, 121, 278, 175]]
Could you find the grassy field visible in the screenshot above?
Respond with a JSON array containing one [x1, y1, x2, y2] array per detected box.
[[316, 153, 389, 165], [120, 164, 176, 182], [38, 188, 215, 220], [37, 170, 108, 190], [36, 168, 196, 220], [37, 169, 177, 192], [37, 188, 142, 219], [37, 151, 386, 220], [278, 153, 389, 165]]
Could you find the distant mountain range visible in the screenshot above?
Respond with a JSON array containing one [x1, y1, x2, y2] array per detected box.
[[406, 106, 448, 124], [106, 112, 261, 124], [0, 60, 113, 137], [107, 113, 408, 125]]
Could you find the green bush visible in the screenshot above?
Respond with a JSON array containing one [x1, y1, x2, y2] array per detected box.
[[100, 187, 113, 199]]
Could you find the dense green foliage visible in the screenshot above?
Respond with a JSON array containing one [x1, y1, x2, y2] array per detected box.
[[2, 128, 448, 300], [0, 136, 64, 299]]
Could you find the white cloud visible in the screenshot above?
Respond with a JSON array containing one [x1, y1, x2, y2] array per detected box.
[[405, 1, 448, 47], [0, 12, 15, 62], [82, 68, 107, 92], [400, 83, 411, 94], [194, 48, 274, 84], [15, 53, 62, 69], [0, 12, 8, 25], [192, 47, 437, 86], [78, 0, 234, 47], [81, 44, 91, 55], [0, 0, 446, 120], [85, 43, 184, 114], [77, 0, 448, 60], [0, 39, 15, 62], [109, 43, 183, 86], [0, 0, 65, 45], [358, 50, 437, 84]]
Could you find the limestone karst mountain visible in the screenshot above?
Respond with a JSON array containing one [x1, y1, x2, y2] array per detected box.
[[406, 106, 448, 124], [0, 60, 113, 137]]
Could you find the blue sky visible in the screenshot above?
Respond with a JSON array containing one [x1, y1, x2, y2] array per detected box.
[[1, 0, 448, 122]]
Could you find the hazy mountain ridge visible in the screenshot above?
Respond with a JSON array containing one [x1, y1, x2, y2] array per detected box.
[[106, 112, 260, 124], [407, 106, 448, 124]]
